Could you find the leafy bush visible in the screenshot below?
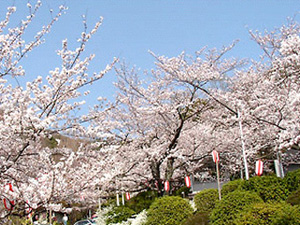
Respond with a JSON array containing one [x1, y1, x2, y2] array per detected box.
[[182, 212, 210, 225], [126, 190, 158, 214], [174, 186, 191, 197], [210, 190, 263, 225], [284, 168, 300, 192], [194, 188, 219, 214], [221, 179, 243, 196], [105, 206, 136, 224], [145, 196, 193, 225], [241, 175, 290, 201], [286, 188, 300, 206], [233, 201, 300, 225], [8, 217, 32, 225]]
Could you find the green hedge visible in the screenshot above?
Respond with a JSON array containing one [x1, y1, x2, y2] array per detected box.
[[146, 196, 193, 225], [286, 187, 300, 206], [105, 206, 136, 224], [174, 186, 191, 197], [126, 190, 158, 214], [284, 169, 300, 192], [194, 189, 219, 214], [241, 175, 290, 201], [233, 201, 300, 225], [221, 179, 244, 196], [182, 212, 210, 225], [210, 190, 263, 225]]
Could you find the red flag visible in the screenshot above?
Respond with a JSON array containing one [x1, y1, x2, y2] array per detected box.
[[255, 160, 263, 176], [3, 183, 15, 210], [212, 150, 220, 163], [185, 176, 191, 188], [126, 192, 130, 200], [164, 180, 170, 192]]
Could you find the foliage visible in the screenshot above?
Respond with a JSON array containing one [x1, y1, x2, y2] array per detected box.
[[7, 217, 32, 225], [221, 179, 244, 196], [2, 0, 300, 221], [182, 212, 210, 225], [241, 176, 290, 201], [126, 191, 158, 214], [284, 168, 300, 192], [233, 201, 300, 225], [286, 187, 300, 206], [194, 188, 219, 214], [145, 196, 193, 225], [174, 186, 191, 197], [106, 206, 136, 224], [209, 190, 263, 225]]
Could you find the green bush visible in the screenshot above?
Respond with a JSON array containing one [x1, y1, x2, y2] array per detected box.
[[8, 216, 32, 225], [284, 168, 300, 192], [174, 186, 191, 197], [286, 188, 300, 206], [182, 212, 210, 225], [233, 201, 300, 225], [221, 179, 244, 196], [210, 190, 263, 225], [126, 190, 158, 213], [241, 175, 290, 201], [146, 196, 193, 225], [105, 206, 136, 224], [194, 189, 219, 214]]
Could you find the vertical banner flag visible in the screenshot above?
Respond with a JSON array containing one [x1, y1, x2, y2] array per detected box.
[[211, 150, 222, 200], [116, 193, 120, 206], [212, 150, 219, 163], [185, 176, 191, 188], [255, 160, 263, 176], [164, 180, 170, 192], [126, 192, 130, 200], [122, 192, 125, 206], [3, 183, 15, 211]]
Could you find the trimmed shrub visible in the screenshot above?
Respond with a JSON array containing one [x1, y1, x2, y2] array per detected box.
[[174, 186, 191, 197], [286, 188, 300, 206], [8, 217, 32, 225], [274, 204, 300, 225], [126, 190, 158, 214], [210, 190, 263, 225], [221, 179, 244, 196], [241, 175, 290, 201], [105, 206, 136, 224], [182, 212, 210, 225], [145, 196, 193, 225], [233, 201, 300, 225], [284, 168, 300, 192], [194, 189, 219, 214]]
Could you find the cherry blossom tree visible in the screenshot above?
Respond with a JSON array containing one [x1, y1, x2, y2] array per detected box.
[[90, 43, 246, 193], [213, 20, 300, 169], [94, 20, 300, 194], [0, 1, 116, 221]]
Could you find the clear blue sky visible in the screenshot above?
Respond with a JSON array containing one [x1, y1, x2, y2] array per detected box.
[[1, 0, 300, 104]]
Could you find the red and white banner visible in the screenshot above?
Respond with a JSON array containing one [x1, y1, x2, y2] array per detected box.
[[125, 192, 130, 200], [185, 176, 191, 188], [255, 160, 263, 176], [25, 200, 33, 218], [3, 183, 15, 211], [164, 180, 170, 192], [212, 150, 220, 163]]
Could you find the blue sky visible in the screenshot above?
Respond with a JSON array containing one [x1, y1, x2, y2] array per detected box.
[[2, 0, 300, 104]]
